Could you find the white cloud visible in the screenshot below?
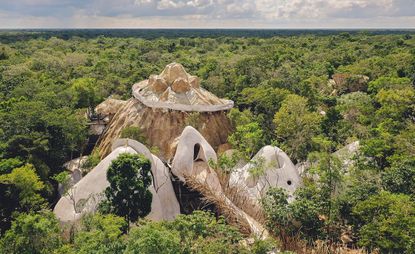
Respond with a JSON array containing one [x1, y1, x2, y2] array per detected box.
[[0, 0, 413, 28]]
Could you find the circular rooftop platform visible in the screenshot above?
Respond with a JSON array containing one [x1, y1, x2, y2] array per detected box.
[[132, 63, 234, 112]]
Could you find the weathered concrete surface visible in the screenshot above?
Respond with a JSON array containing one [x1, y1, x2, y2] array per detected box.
[[132, 63, 233, 112], [229, 146, 302, 203], [97, 98, 233, 161], [97, 63, 234, 160], [95, 98, 126, 117], [171, 126, 268, 238], [54, 139, 180, 223], [133, 83, 233, 112]]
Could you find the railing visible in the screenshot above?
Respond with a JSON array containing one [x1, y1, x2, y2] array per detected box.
[[132, 83, 234, 112]]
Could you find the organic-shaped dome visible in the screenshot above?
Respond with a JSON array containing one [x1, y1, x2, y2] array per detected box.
[[132, 63, 233, 112]]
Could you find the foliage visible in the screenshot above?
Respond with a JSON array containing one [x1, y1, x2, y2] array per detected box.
[[262, 187, 323, 244], [228, 108, 255, 127], [273, 94, 322, 162], [167, 210, 246, 253], [367, 76, 412, 94], [70, 213, 127, 254], [0, 164, 46, 211], [307, 150, 343, 220], [374, 87, 415, 123], [382, 156, 415, 197], [0, 211, 62, 254], [208, 151, 241, 175], [0, 164, 46, 232], [70, 78, 101, 109], [100, 153, 153, 227], [125, 222, 181, 254], [228, 121, 264, 159], [52, 171, 71, 193], [0, 157, 24, 174], [1, 31, 415, 252], [353, 191, 415, 253], [81, 149, 100, 172], [120, 126, 147, 145]]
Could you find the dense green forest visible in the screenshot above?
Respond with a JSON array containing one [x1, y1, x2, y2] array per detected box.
[[0, 30, 414, 253]]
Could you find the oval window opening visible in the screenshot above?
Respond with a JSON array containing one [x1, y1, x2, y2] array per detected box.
[[287, 180, 292, 186], [193, 143, 201, 161]]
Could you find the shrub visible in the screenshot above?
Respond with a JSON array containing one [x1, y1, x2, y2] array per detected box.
[[353, 191, 415, 253], [100, 153, 152, 227], [120, 126, 147, 145], [0, 211, 62, 254]]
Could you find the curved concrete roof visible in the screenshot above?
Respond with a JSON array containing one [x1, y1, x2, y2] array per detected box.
[[229, 146, 302, 202], [171, 126, 268, 237], [54, 139, 180, 222], [132, 63, 233, 112]]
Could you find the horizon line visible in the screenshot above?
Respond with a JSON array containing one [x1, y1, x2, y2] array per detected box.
[[1, 27, 414, 30]]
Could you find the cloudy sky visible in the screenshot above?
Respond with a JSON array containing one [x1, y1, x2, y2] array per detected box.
[[0, 0, 414, 28]]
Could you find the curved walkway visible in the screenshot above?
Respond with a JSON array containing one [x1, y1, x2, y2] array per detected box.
[[132, 83, 234, 112]]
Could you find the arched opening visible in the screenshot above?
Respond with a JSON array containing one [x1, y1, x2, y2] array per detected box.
[[193, 143, 205, 162], [193, 143, 201, 161], [287, 180, 292, 186]]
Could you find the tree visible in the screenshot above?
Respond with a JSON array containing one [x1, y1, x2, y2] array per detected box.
[[273, 94, 322, 162], [0, 164, 46, 232], [0, 164, 46, 211], [307, 144, 343, 240], [168, 211, 245, 253], [228, 122, 264, 159], [70, 78, 101, 109], [262, 187, 323, 246], [368, 77, 412, 94], [125, 222, 181, 254], [120, 126, 147, 145], [70, 213, 126, 254], [375, 87, 415, 124], [336, 92, 374, 125], [0, 211, 62, 254], [227, 108, 255, 127], [382, 156, 415, 197], [353, 191, 415, 253], [101, 153, 153, 228], [239, 86, 291, 116]]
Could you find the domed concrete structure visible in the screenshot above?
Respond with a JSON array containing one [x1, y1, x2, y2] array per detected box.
[[54, 139, 180, 222], [229, 146, 301, 203], [97, 63, 233, 161], [55, 126, 300, 238], [56, 63, 302, 238]]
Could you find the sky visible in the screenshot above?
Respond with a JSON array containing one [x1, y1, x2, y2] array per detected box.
[[0, 0, 414, 29]]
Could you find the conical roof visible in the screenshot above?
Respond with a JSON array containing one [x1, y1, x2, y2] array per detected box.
[[132, 63, 233, 112]]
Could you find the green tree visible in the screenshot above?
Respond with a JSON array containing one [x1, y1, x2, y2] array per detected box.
[[227, 108, 255, 127], [228, 122, 264, 159], [368, 77, 412, 94], [70, 213, 126, 254], [168, 211, 244, 253], [0, 211, 62, 254], [375, 87, 415, 121], [353, 191, 415, 253], [239, 86, 291, 116], [101, 153, 153, 227], [382, 156, 415, 197], [70, 78, 101, 108], [273, 94, 322, 162], [336, 92, 374, 125], [120, 126, 147, 145], [0, 164, 46, 232], [125, 222, 181, 254], [262, 187, 323, 246], [0, 164, 46, 211]]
